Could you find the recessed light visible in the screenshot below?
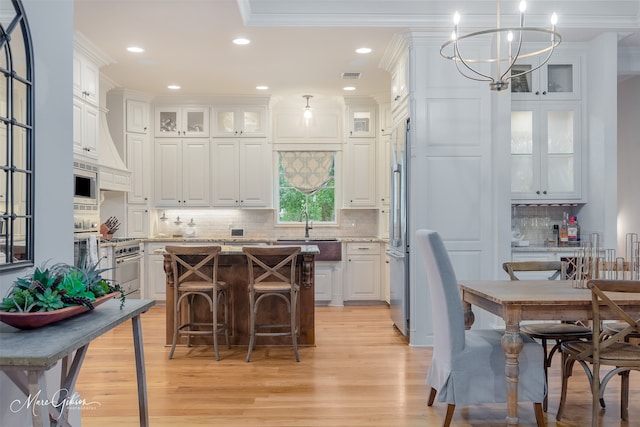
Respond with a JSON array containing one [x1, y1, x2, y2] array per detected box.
[[233, 38, 251, 45], [256, 85, 269, 90], [167, 85, 181, 90], [343, 86, 356, 91], [127, 46, 144, 53], [355, 47, 372, 54]]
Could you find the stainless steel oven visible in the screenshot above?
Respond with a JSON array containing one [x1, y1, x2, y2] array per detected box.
[[101, 238, 142, 298]]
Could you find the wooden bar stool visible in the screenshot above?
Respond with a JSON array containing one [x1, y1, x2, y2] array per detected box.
[[166, 245, 230, 361], [242, 245, 301, 362]]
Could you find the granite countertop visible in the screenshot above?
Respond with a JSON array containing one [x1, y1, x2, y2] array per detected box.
[[155, 244, 320, 256], [512, 245, 582, 253], [143, 236, 386, 244]]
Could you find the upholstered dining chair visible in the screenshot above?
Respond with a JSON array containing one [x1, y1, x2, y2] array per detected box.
[[165, 245, 230, 361], [242, 245, 301, 362], [503, 261, 593, 411], [556, 279, 640, 427], [416, 230, 546, 427]]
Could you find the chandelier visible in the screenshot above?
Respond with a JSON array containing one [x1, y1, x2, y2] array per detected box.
[[440, 0, 561, 91]]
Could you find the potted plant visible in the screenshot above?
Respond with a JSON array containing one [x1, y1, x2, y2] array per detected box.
[[0, 260, 125, 329]]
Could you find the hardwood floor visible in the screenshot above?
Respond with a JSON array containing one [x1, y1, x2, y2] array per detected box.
[[75, 304, 639, 426]]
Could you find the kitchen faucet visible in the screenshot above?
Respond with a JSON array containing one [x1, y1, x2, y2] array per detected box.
[[299, 209, 313, 241]]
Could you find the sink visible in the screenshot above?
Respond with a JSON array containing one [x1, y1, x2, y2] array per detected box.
[[274, 239, 342, 261]]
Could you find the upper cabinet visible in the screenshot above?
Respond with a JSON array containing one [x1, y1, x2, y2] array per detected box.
[[73, 98, 99, 160], [73, 50, 99, 107], [343, 139, 377, 208], [126, 99, 149, 134], [154, 106, 209, 137], [511, 101, 583, 202], [210, 138, 272, 208], [212, 106, 267, 137], [379, 102, 392, 136], [511, 54, 581, 101], [391, 52, 408, 109], [346, 104, 376, 138], [154, 138, 210, 207]]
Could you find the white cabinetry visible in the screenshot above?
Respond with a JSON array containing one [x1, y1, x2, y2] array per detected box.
[[379, 102, 392, 136], [154, 138, 210, 206], [345, 242, 381, 301], [211, 138, 271, 207], [73, 50, 99, 106], [511, 101, 582, 202], [73, 98, 99, 160], [212, 106, 267, 137], [391, 51, 408, 119], [511, 54, 581, 101], [155, 106, 209, 137], [126, 99, 149, 134], [127, 133, 150, 204], [145, 242, 168, 301], [343, 139, 376, 208], [346, 103, 376, 138], [314, 262, 335, 302]]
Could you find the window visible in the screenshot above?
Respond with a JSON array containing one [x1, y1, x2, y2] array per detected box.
[[278, 152, 335, 223], [0, 0, 35, 270]]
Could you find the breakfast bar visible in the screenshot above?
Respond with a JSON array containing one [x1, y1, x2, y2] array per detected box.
[[163, 244, 319, 347]]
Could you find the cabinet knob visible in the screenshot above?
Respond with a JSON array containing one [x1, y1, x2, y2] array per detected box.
[[535, 91, 540, 95], [536, 190, 541, 195], [542, 91, 547, 95], [394, 95, 400, 101], [543, 190, 547, 195]]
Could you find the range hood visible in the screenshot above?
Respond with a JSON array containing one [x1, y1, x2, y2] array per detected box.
[[98, 108, 131, 192]]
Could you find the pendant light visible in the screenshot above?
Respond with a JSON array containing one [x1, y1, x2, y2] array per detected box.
[[303, 95, 313, 119]]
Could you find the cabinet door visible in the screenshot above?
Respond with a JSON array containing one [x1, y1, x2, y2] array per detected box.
[[314, 262, 334, 301], [182, 107, 209, 137], [379, 134, 391, 206], [154, 139, 182, 206], [212, 107, 266, 137], [379, 102, 392, 136], [344, 139, 377, 207], [155, 107, 181, 137], [126, 99, 149, 134], [127, 205, 149, 237], [239, 140, 271, 207], [146, 254, 167, 301], [511, 55, 581, 101], [181, 139, 210, 206], [73, 98, 98, 160], [391, 54, 407, 108], [211, 139, 241, 206], [73, 52, 99, 106], [127, 133, 149, 204], [511, 102, 581, 201], [346, 255, 381, 300], [347, 105, 376, 138]]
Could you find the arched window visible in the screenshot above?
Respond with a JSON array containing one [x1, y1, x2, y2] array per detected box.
[[0, 0, 35, 270]]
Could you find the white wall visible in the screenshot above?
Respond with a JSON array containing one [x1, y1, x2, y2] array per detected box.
[[617, 75, 640, 255], [0, 0, 74, 425]]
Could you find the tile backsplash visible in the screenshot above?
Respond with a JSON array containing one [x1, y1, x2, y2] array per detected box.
[[152, 208, 379, 239]]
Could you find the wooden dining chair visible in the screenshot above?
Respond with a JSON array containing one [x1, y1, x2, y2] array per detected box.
[[502, 261, 593, 412], [243, 245, 301, 362], [556, 279, 640, 427], [166, 245, 230, 361], [418, 230, 546, 427]]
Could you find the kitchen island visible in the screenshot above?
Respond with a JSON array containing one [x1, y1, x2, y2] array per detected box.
[[163, 244, 319, 347]]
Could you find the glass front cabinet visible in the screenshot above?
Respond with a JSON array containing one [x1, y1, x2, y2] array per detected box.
[[511, 101, 582, 202], [154, 106, 209, 137], [510, 54, 581, 101]]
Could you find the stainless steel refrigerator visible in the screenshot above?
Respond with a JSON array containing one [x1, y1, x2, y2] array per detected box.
[[387, 118, 410, 338]]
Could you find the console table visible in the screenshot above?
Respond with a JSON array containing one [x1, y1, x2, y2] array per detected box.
[[0, 299, 155, 426]]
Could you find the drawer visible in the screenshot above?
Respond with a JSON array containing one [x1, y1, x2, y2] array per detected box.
[[346, 242, 381, 255]]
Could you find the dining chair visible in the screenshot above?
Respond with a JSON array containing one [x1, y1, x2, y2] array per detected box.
[[166, 245, 230, 361], [503, 261, 593, 411], [556, 279, 640, 427], [242, 245, 301, 362], [417, 230, 546, 427]]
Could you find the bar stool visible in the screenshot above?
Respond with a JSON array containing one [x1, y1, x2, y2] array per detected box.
[[242, 245, 301, 362], [166, 245, 230, 361]]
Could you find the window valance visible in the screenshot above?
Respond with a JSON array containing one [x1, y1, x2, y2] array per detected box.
[[279, 151, 334, 195]]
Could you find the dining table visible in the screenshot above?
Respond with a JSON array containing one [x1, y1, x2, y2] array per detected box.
[[458, 279, 640, 427]]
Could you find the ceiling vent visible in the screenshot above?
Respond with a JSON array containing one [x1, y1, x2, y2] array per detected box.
[[341, 72, 361, 80]]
